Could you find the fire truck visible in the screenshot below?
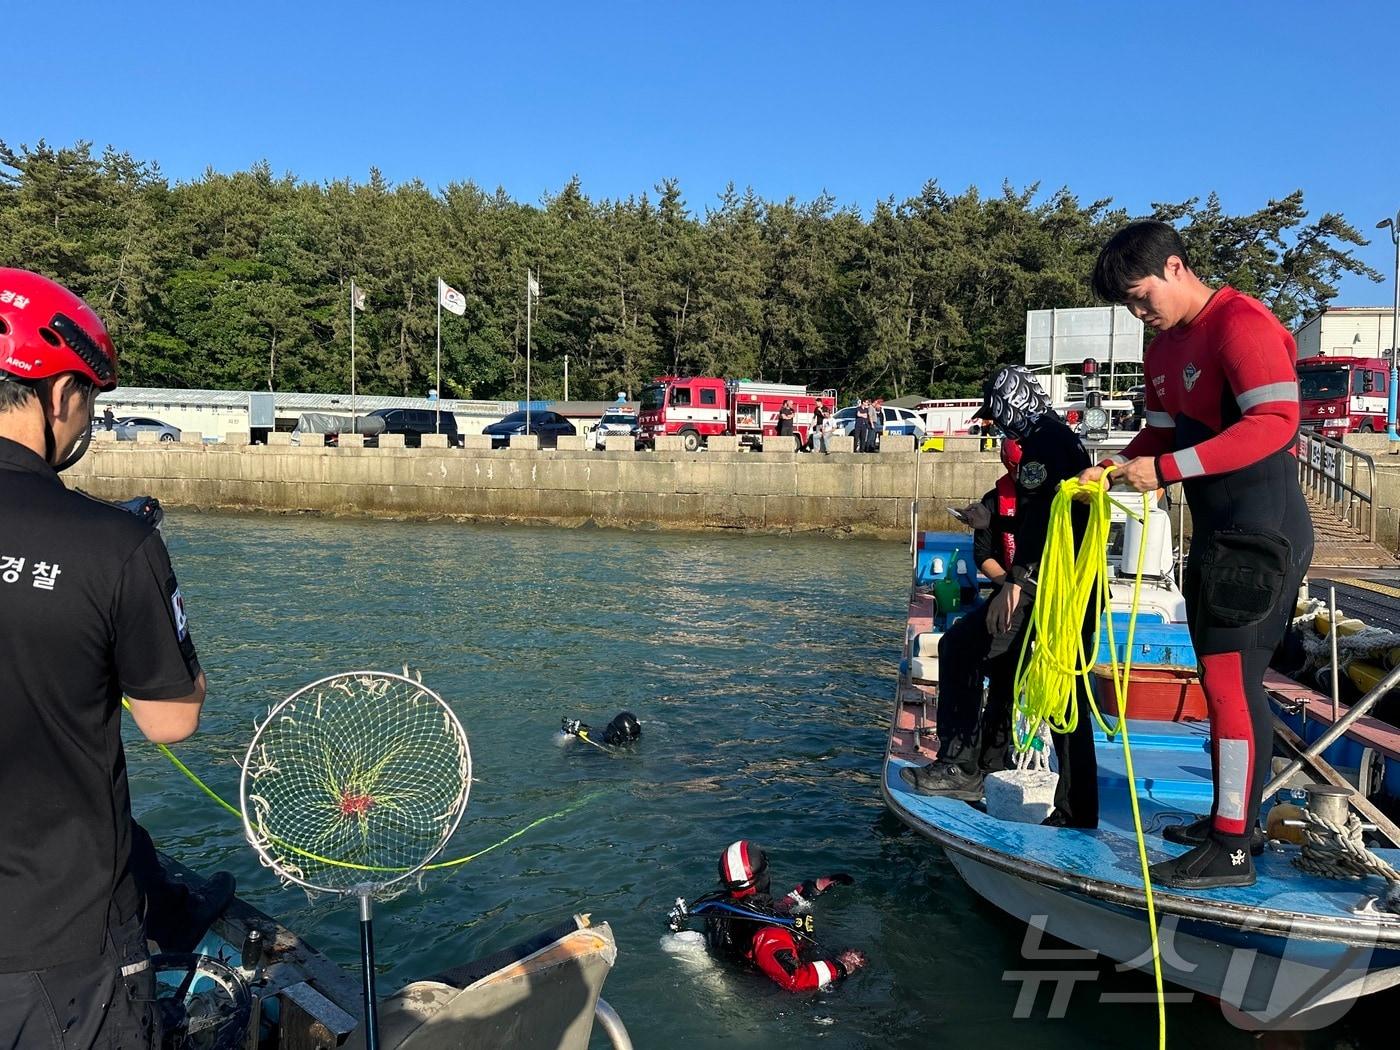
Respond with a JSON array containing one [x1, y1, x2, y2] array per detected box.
[[637, 377, 837, 451], [1298, 356, 1389, 439]]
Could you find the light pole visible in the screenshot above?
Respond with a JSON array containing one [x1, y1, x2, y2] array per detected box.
[[1379, 213, 1400, 442]]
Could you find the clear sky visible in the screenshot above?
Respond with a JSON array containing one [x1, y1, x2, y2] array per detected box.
[[7, 0, 1398, 305]]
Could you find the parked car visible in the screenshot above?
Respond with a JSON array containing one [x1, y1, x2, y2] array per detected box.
[[481, 410, 577, 449], [830, 405, 925, 439], [362, 408, 461, 447], [107, 415, 181, 442], [585, 409, 639, 451]]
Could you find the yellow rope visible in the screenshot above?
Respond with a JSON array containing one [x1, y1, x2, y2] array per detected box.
[[1011, 471, 1166, 1050], [121, 698, 600, 873]]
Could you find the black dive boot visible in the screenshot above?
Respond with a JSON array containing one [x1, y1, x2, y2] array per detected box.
[[1150, 836, 1256, 890], [1162, 816, 1267, 855]]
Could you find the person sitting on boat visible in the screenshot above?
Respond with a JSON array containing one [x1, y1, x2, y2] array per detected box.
[[901, 365, 1100, 830], [676, 840, 866, 992], [902, 439, 1021, 799], [0, 269, 208, 1049], [1081, 221, 1313, 889]]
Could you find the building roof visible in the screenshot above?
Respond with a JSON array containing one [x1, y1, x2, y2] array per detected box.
[[95, 386, 517, 414]]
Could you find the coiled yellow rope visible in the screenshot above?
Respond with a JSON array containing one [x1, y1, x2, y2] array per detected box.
[[1011, 469, 1167, 1050]]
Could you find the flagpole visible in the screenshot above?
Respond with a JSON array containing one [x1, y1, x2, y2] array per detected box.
[[526, 270, 532, 434], [350, 280, 357, 434], [436, 279, 442, 434]]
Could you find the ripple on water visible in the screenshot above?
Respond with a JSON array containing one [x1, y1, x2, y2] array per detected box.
[[129, 513, 1381, 1050]]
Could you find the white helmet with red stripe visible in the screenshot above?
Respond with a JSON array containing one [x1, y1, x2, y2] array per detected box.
[[718, 840, 770, 897]]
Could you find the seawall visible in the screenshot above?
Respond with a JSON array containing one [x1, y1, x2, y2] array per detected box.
[[65, 435, 1006, 541]]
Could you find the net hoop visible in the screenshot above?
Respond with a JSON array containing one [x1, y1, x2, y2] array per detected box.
[[239, 670, 472, 897]]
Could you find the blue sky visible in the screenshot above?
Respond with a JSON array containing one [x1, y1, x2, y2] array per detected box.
[[7, 1, 1398, 304]]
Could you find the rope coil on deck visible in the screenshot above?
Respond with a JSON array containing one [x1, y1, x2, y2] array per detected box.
[[1292, 808, 1400, 910]]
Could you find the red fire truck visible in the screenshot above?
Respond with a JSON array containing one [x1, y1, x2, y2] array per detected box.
[[1298, 356, 1389, 439], [637, 377, 837, 451]]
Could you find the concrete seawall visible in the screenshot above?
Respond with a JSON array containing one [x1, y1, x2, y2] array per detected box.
[[66, 437, 1007, 541]]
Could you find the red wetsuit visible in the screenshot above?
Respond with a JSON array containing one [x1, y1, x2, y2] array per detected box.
[[1107, 287, 1313, 843], [705, 883, 851, 992]]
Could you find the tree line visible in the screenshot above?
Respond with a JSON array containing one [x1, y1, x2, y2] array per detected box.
[[0, 140, 1381, 402]]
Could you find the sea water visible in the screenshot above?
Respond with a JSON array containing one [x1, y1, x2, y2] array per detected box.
[[130, 512, 1383, 1049]]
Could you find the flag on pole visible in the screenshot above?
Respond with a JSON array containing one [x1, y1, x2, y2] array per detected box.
[[351, 281, 367, 312], [438, 278, 466, 317], [527, 270, 540, 303]]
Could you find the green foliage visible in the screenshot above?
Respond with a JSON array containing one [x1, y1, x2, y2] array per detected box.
[[0, 140, 1381, 399]]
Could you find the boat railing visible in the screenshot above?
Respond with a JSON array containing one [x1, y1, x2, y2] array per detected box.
[[1297, 429, 1378, 543], [595, 998, 634, 1050]]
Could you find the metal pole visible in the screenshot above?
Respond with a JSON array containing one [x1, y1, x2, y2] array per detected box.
[[1263, 658, 1400, 798], [564, 353, 569, 402], [526, 271, 532, 434], [350, 280, 357, 435], [1328, 586, 1340, 722], [435, 280, 442, 434], [358, 893, 380, 1050], [593, 998, 634, 1050], [1389, 218, 1399, 442]]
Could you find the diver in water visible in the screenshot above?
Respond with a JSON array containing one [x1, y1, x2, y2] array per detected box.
[[669, 840, 866, 991], [556, 711, 641, 751]]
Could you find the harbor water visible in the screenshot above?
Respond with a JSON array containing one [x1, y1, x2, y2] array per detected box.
[[132, 512, 1380, 1049]]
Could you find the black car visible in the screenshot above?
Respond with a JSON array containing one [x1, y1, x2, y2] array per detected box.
[[363, 408, 461, 447], [481, 410, 577, 448]]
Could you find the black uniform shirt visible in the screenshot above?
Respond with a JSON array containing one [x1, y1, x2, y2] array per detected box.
[[0, 437, 201, 971], [1009, 414, 1091, 593], [971, 488, 1012, 571]]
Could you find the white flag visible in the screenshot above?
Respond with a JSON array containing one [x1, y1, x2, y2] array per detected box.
[[351, 281, 367, 312], [527, 270, 540, 302], [438, 278, 466, 317]]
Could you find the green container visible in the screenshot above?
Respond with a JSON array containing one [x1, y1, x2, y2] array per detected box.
[[933, 577, 961, 617]]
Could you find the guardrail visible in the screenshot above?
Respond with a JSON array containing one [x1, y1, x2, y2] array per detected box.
[[1297, 429, 1378, 543]]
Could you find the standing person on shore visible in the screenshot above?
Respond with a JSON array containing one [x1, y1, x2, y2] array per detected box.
[[867, 397, 885, 452], [852, 398, 870, 453], [812, 402, 833, 454], [902, 365, 1098, 828], [1081, 221, 1312, 889], [776, 398, 798, 451], [0, 268, 209, 1049]]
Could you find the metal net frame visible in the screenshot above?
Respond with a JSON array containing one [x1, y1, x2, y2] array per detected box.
[[239, 671, 472, 898]]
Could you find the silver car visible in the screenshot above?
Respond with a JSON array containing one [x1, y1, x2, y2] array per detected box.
[[111, 415, 181, 442]]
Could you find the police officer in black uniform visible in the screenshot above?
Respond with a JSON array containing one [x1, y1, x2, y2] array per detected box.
[[902, 365, 1099, 828], [0, 268, 208, 1049]]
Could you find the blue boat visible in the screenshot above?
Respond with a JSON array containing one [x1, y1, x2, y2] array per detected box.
[[886, 526, 1400, 1026]]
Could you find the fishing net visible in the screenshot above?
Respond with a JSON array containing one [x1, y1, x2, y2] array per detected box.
[[240, 671, 472, 897]]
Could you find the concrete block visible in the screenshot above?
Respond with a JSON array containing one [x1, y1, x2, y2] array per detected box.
[[420, 434, 451, 448], [879, 434, 916, 455], [555, 435, 585, 451], [824, 435, 854, 454], [93, 430, 118, 444], [135, 430, 163, 444], [510, 435, 540, 450], [178, 432, 204, 446], [759, 439, 797, 456], [338, 434, 365, 448], [653, 435, 685, 452], [224, 432, 250, 446], [460, 434, 493, 449], [268, 432, 293, 446], [378, 434, 406, 448], [603, 434, 635, 452], [706, 435, 739, 452]]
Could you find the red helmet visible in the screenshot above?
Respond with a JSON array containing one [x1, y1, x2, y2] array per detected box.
[[0, 268, 117, 391], [1000, 437, 1022, 472], [718, 840, 770, 897]]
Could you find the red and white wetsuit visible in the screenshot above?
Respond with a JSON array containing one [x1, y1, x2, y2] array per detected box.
[[1107, 287, 1313, 844]]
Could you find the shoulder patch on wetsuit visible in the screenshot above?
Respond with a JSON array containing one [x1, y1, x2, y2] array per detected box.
[[1020, 461, 1047, 489]]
